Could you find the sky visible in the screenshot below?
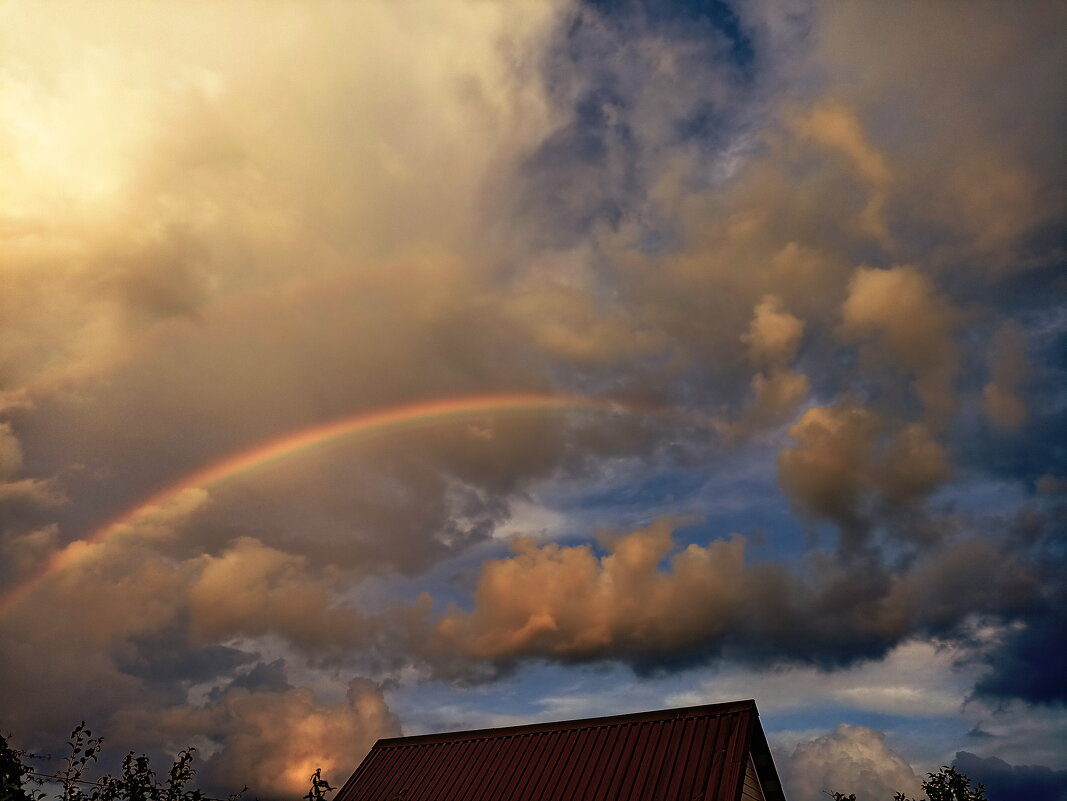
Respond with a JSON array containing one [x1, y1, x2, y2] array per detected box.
[[0, 1, 1065, 799]]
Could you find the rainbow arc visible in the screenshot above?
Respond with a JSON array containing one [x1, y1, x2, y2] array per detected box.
[[0, 392, 630, 615]]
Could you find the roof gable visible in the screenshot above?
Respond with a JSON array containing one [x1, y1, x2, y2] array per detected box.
[[335, 699, 786, 801]]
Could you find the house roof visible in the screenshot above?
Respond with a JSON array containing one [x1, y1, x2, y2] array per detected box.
[[334, 699, 787, 801]]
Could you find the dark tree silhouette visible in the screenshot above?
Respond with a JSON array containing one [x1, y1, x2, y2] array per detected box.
[[1, 733, 39, 801], [832, 765, 988, 801], [302, 769, 334, 801]]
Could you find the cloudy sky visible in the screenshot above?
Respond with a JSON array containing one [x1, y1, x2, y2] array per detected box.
[[1, 1, 1065, 798]]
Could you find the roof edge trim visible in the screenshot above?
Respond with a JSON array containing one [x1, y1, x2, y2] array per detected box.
[[372, 699, 758, 748]]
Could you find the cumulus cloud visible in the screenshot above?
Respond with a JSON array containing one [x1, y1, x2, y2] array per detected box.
[[186, 537, 364, 651], [743, 295, 805, 367], [0, 489, 373, 747], [806, 1, 1066, 270], [737, 295, 810, 430], [779, 723, 921, 801], [121, 677, 399, 801], [777, 402, 949, 547], [839, 266, 960, 426], [433, 519, 1038, 673], [437, 519, 744, 664], [0, 554, 192, 739], [0, 522, 403, 789], [791, 100, 892, 243], [983, 321, 1029, 430], [669, 639, 985, 720], [0, 486, 212, 615]]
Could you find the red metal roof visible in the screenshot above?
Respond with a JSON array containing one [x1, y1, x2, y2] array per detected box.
[[334, 699, 786, 801]]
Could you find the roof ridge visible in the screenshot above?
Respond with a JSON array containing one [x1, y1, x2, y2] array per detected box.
[[372, 699, 757, 748]]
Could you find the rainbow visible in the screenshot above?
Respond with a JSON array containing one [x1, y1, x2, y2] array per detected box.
[[0, 392, 629, 615]]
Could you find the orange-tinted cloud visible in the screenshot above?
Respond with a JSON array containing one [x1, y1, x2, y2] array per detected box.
[[130, 678, 399, 800], [791, 100, 891, 243], [438, 519, 744, 663], [840, 266, 960, 426], [433, 519, 1036, 673], [738, 295, 809, 430], [186, 537, 364, 650], [777, 402, 950, 546]]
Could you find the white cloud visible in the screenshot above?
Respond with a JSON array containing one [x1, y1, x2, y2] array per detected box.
[[778, 723, 922, 801], [666, 639, 980, 718]]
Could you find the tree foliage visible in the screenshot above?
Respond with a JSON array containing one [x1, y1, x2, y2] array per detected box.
[[1, 733, 40, 801], [1, 724, 335, 801], [831, 765, 987, 801]]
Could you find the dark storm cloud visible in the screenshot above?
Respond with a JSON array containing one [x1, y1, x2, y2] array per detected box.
[[219, 659, 293, 695], [954, 752, 1067, 801], [116, 625, 254, 697], [974, 588, 1067, 706]]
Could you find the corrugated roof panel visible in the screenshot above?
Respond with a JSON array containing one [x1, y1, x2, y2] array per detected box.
[[644, 710, 686, 797], [672, 713, 705, 799], [479, 730, 525, 798], [334, 700, 786, 801], [602, 721, 640, 798], [570, 722, 618, 799], [555, 724, 596, 795]]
